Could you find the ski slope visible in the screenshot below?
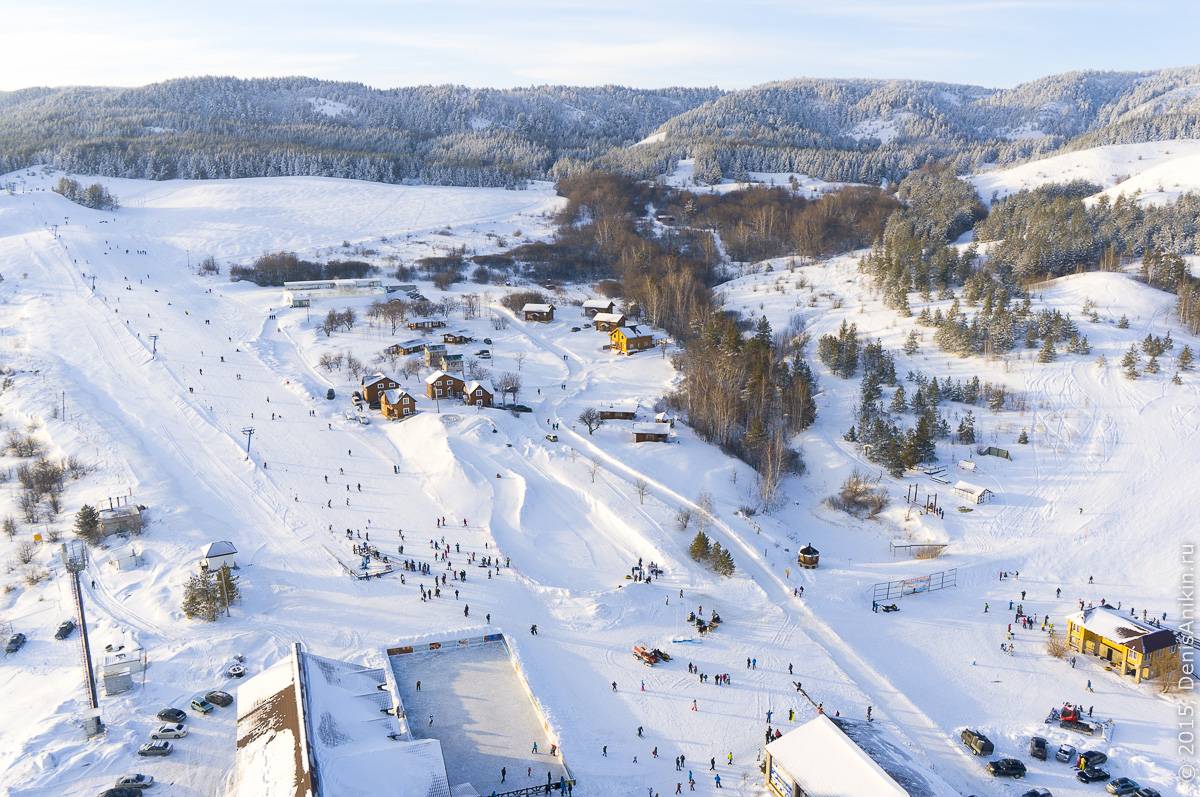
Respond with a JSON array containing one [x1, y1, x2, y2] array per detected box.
[[0, 170, 1193, 797], [970, 139, 1200, 206]]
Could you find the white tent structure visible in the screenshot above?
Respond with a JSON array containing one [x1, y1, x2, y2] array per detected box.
[[200, 540, 238, 570]]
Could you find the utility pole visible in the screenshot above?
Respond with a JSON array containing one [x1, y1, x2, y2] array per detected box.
[[241, 426, 255, 458], [149, 334, 158, 355]]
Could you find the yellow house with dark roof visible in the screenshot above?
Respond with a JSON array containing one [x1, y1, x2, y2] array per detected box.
[[1066, 605, 1178, 683]]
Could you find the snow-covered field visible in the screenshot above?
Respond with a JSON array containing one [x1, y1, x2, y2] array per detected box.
[[0, 169, 1193, 797], [970, 139, 1200, 206], [662, 159, 855, 197]]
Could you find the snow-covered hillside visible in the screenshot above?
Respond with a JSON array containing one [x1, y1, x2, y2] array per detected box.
[[663, 158, 854, 197], [970, 139, 1200, 205], [0, 170, 1192, 797]]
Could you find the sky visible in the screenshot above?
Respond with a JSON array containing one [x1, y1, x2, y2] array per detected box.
[[2, 0, 1198, 91]]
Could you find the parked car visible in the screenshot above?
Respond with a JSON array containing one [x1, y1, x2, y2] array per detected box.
[[1020, 790, 1052, 797], [987, 758, 1027, 778], [55, 620, 76, 640], [137, 741, 172, 757], [100, 789, 144, 797], [961, 728, 995, 756], [483, 338, 493, 345], [1134, 788, 1162, 797], [1029, 736, 1048, 760], [1078, 767, 1111, 784], [190, 697, 214, 714], [156, 708, 186, 723], [206, 690, 233, 707], [227, 663, 247, 678], [1056, 743, 1077, 763], [1107, 778, 1141, 795], [476, 350, 492, 359], [326, 388, 336, 400], [6, 633, 26, 653], [570, 326, 581, 332], [545, 434, 558, 442], [114, 773, 155, 789], [1080, 751, 1109, 769], [151, 723, 187, 739], [510, 404, 533, 413]]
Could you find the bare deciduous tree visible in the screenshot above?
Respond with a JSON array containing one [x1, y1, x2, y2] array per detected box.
[[634, 478, 649, 504], [588, 459, 601, 484], [578, 408, 604, 435], [495, 372, 522, 404]]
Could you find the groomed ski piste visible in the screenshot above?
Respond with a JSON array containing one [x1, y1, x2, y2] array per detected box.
[[0, 159, 1194, 797]]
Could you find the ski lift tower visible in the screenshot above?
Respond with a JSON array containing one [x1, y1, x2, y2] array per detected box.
[[60, 540, 104, 737]]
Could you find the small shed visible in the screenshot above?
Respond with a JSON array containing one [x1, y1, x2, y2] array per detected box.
[[599, 404, 638, 421], [200, 540, 238, 571], [797, 543, 820, 569], [100, 646, 147, 696], [388, 339, 426, 356], [443, 330, 473, 344], [408, 318, 447, 331], [522, 303, 555, 322], [99, 504, 143, 536], [957, 459, 976, 472], [633, 422, 670, 443], [953, 480, 993, 504]]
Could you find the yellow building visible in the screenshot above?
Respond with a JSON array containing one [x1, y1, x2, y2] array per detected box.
[[1066, 605, 1177, 683], [610, 325, 655, 355]]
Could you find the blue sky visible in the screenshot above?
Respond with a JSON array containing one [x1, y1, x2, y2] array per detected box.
[[3, 0, 1197, 90]]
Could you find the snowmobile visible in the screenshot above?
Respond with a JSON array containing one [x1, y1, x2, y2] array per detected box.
[[632, 645, 658, 666], [880, 603, 900, 613], [651, 648, 671, 662]]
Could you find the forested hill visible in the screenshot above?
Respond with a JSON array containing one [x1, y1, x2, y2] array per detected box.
[[3, 67, 1200, 187], [0, 78, 721, 186]]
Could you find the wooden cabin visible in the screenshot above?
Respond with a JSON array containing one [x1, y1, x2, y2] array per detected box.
[[1067, 605, 1178, 683], [438, 352, 464, 373], [797, 543, 820, 569], [408, 318, 447, 331], [610, 325, 655, 355], [522, 303, 555, 322], [599, 406, 638, 421], [443, 330, 473, 345], [633, 422, 670, 443], [582, 298, 616, 317], [380, 388, 417, 419], [424, 370, 465, 400], [592, 312, 626, 331], [464, 380, 494, 408], [360, 372, 400, 408], [388, 339, 426, 356], [423, 343, 448, 366]]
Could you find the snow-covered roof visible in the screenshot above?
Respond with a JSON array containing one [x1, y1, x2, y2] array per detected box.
[[99, 505, 140, 518], [361, 372, 392, 387], [592, 312, 625, 323], [523, 303, 553, 313], [424, 370, 461, 385], [1068, 605, 1176, 652], [201, 540, 237, 558], [766, 715, 907, 797], [953, 480, 991, 497], [583, 299, 614, 309], [465, 380, 493, 394], [234, 645, 451, 797], [613, 325, 650, 337], [633, 422, 670, 435], [381, 388, 414, 403]]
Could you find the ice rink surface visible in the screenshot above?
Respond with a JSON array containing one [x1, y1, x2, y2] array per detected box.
[[391, 641, 569, 795]]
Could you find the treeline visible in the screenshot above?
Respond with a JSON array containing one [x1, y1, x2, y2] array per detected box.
[[549, 171, 819, 502], [52, 177, 119, 210], [229, 252, 374, 286], [659, 185, 898, 262]]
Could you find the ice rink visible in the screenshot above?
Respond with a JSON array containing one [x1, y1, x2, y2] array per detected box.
[[391, 641, 570, 795]]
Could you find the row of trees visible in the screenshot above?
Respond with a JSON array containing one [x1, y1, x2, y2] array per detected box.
[[53, 177, 119, 210], [229, 252, 373, 286]]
